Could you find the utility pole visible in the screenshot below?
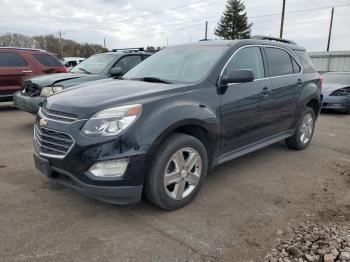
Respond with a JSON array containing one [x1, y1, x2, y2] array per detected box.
[[55, 31, 64, 58], [204, 21, 208, 40], [103, 38, 106, 49], [327, 7, 334, 52], [167, 36, 169, 46], [279, 0, 286, 38]]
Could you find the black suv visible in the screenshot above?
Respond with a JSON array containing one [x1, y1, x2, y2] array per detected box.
[[33, 36, 321, 210]]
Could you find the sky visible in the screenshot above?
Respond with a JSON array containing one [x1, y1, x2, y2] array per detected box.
[[0, 0, 349, 51]]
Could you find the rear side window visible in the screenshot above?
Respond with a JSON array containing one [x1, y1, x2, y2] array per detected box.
[[294, 50, 316, 73], [0, 52, 28, 67], [32, 53, 63, 67], [265, 47, 294, 77], [224, 46, 265, 79]]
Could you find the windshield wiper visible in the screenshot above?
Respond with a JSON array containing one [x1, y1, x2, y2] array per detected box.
[[130, 77, 172, 84], [77, 68, 91, 74]]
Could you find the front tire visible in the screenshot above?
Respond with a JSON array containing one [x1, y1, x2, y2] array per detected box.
[[285, 107, 316, 150], [145, 133, 208, 211]]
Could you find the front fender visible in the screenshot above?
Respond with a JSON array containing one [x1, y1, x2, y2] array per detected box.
[[124, 87, 221, 150]]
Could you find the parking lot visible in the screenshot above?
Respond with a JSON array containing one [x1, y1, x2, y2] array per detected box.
[[0, 102, 349, 262]]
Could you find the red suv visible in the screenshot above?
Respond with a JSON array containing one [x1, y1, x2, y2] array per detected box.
[[0, 47, 67, 102]]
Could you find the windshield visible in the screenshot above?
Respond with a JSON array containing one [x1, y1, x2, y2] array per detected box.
[[322, 73, 350, 85], [70, 54, 118, 74], [123, 45, 228, 84]]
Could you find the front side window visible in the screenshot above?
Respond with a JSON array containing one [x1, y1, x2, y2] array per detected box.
[[124, 45, 228, 84], [0, 52, 28, 67], [112, 56, 142, 73], [70, 54, 118, 74], [265, 47, 294, 77], [223, 46, 265, 79]]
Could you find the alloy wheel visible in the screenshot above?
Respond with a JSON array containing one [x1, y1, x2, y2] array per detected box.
[[163, 147, 202, 200]]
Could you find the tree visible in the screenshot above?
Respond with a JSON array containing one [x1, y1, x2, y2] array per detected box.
[[215, 0, 252, 40]]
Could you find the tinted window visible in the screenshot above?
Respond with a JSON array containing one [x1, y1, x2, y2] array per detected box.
[[113, 56, 142, 73], [124, 46, 228, 84], [0, 52, 28, 67], [224, 47, 265, 79], [266, 47, 294, 77], [32, 54, 63, 67], [291, 57, 301, 73], [295, 50, 316, 73], [65, 61, 77, 67]]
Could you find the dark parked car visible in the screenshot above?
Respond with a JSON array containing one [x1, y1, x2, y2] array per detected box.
[[0, 47, 67, 102], [321, 72, 350, 114], [33, 37, 321, 210], [13, 49, 151, 113]]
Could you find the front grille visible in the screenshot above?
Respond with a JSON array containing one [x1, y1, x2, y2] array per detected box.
[[34, 125, 74, 158], [23, 82, 41, 97], [40, 107, 78, 123]]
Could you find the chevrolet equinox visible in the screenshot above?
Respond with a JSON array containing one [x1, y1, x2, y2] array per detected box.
[[33, 36, 322, 210]]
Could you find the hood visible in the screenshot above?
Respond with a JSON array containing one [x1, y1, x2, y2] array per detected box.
[[322, 83, 348, 94], [27, 73, 101, 88], [46, 79, 189, 118]]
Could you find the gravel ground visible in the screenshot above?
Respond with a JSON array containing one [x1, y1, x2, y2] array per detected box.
[[0, 103, 349, 262], [264, 222, 350, 262]]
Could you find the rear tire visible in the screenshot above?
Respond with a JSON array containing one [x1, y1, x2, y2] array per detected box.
[[145, 133, 208, 211], [285, 107, 315, 150]]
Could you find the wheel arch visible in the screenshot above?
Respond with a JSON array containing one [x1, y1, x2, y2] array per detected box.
[[145, 120, 218, 177]]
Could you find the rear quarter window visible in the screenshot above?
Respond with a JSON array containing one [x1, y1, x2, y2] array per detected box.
[[0, 52, 28, 67], [32, 53, 63, 67], [294, 50, 316, 73]]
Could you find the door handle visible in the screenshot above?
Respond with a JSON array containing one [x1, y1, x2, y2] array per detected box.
[[297, 78, 303, 86], [261, 87, 271, 96], [22, 70, 32, 73]]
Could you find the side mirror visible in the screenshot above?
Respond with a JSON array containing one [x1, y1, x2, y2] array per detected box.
[[220, 69, 255, 85], [110, 67, 123, 77]]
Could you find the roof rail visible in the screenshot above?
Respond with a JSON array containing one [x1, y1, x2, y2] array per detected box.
[[0, 47, 47, 52], [252, 35, 296, 45], [112, 47, 144, 52]]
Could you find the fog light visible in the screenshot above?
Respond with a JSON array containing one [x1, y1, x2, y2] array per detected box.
[[89, 159, 129, 178]]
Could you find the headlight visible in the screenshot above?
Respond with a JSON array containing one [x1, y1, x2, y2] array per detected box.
[[40, 86, 64, 97], [81, 104, 142, 136]]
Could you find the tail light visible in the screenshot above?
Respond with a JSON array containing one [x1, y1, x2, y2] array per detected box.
[[54, 67, 68, 73]]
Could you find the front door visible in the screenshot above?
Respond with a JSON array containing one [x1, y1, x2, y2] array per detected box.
[[220, 46, 273, 153]]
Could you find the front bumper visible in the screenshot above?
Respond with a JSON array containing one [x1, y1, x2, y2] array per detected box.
[[33, 112, 150, 204], [13, 91, 44, 114], [322, 93, 350, 112], [34, 153, 143, 204]]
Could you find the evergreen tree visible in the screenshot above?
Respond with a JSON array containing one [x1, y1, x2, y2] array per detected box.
[[215, 0, 252, 40]]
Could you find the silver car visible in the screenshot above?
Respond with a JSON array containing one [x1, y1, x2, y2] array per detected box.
[[322, 72, 350, 114]]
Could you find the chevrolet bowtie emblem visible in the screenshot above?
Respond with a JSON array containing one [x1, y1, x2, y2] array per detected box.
[[39, 118, 47, 127]]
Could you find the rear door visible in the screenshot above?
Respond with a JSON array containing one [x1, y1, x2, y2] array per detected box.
[[260, 46, 302, 135], [220, 46, 274, 153], [0, 51, 33, 96]]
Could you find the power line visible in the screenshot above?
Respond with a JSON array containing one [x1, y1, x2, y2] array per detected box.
[[112, 0, 221, 25], [116, 3, 350, 38]]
